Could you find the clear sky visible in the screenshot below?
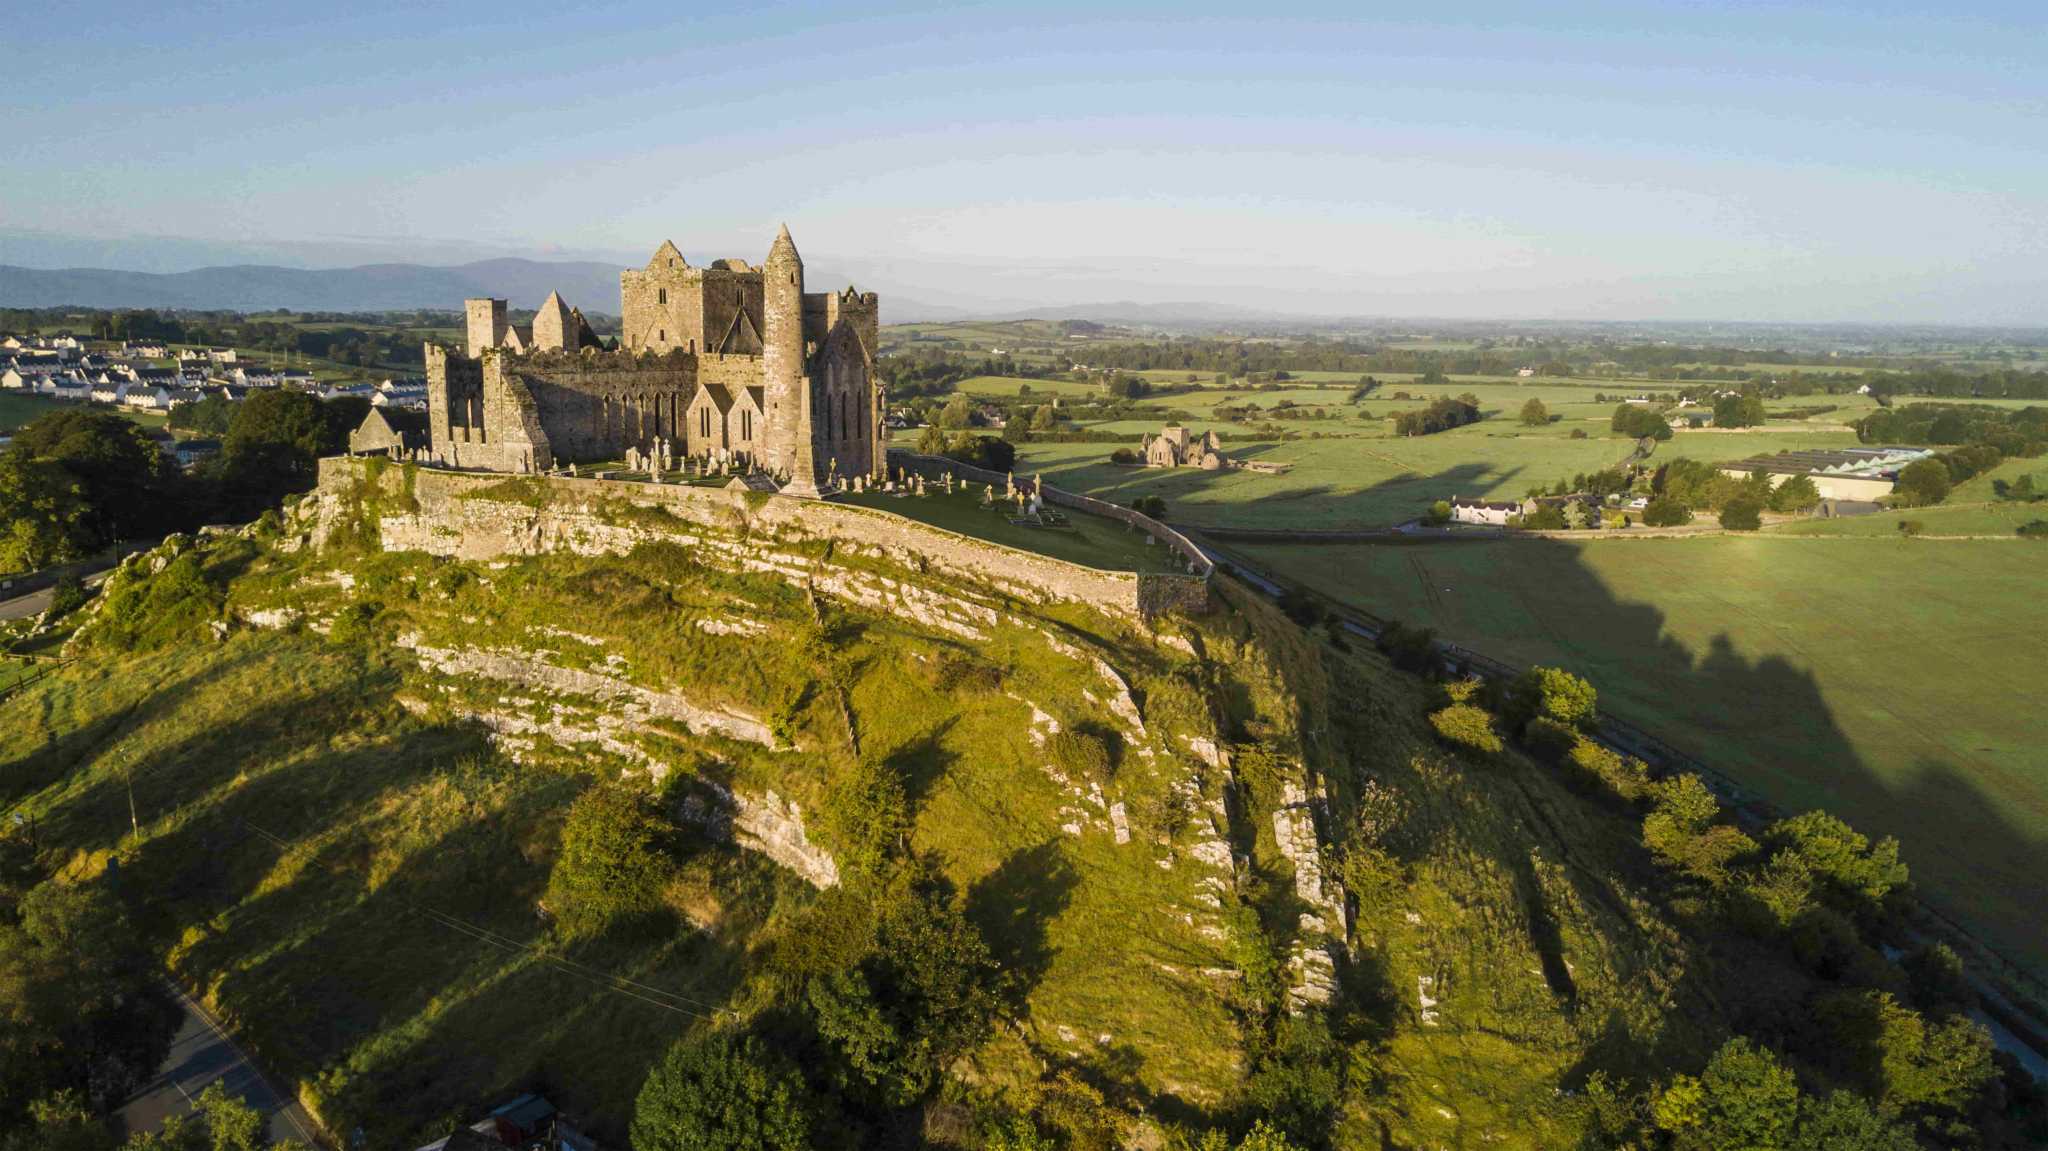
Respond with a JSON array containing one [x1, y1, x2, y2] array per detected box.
[[3, 1, 2044, 322]]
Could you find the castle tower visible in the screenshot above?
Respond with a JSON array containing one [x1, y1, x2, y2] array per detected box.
[[779, 365, 825, 499], [465, 299, 507, 357], [762, 224, 806, 474]]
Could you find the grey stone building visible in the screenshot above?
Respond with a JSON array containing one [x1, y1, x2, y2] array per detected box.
[[421, 226, 881, 484]]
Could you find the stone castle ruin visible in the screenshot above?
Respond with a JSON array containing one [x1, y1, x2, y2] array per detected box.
[[417, 226, 881, 490]]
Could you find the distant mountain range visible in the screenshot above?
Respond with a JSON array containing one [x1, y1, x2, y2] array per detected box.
[[0, 259, 631, 315], [0, 258, 1303, 329]]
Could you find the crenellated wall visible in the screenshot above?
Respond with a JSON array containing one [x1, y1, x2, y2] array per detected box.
[[315, 458, 1210, 621]]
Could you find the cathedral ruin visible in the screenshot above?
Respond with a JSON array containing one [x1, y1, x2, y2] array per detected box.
[[416, 226, 881, 490]]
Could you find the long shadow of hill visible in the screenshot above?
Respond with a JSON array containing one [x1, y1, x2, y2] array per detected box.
[[1227, 462, 2048, 1033]]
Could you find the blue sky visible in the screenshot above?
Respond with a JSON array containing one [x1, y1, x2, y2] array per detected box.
[[3, 1, 2044, 321]]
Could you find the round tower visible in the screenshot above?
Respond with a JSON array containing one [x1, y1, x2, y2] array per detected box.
[[762, 224, 806, 474]]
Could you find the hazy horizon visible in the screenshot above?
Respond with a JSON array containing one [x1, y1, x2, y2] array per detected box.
[[5, 2, 2044, 324]]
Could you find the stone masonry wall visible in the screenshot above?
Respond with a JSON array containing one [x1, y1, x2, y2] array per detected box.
[[316, 457, 1212, 621]]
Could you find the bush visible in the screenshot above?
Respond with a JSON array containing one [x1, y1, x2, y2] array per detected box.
[[1109, 447, 1138, 465], [1424, 499, 1451, 526], [1510, 666, 1598, 730], [1642, 497, 1691, 527], [1519, 398, 1550, 426], [1374, 620, 1440, 675], [545, 783, 680, 938], [2018, 519, 2048, 539], [1718, 499, 1763, 531], [1520, 716, 1578, 763], [1130, 494, 1167, 519], [821, 756, 911, 878], [1565, 738, 1651, 801], [1643, 774, 1756, 886], [631, 1031, 813, 1151], [1046, 729, 1112, 783], [1897, 519, 1924, 538], [1429, 704, 1502, 755]]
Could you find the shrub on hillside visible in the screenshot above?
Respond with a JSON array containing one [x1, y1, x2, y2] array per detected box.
[[1109, 447, 1138, 465], [1569, 427, 1589, 439], [1374, 620, 1441, 675], [1897, 519, 1924, 538], [2018, 520, 2048, 539], [821, 756, 911, 878], [632, 1031, 814, 1151], [1046, 729, 1113, 784], [1429, 704, 1502, 756], [546, 783, 681, 938], [1509, 666, 1598, 731], [1718, 499, 1763, 531], [1521, 716, 1579, 763], [88, 545, 229, 652], [1565, 738, 1652, 801], [1642, 498, 1692, 527], [1643, 774, 1757, 887]]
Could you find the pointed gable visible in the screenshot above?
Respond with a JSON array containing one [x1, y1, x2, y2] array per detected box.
[[715, 308, 763, 355], [815, 317, 872, 371], [646, 240, 688, 272]]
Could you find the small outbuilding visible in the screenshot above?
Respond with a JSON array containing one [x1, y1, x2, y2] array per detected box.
[[349, 407, 431, 457]]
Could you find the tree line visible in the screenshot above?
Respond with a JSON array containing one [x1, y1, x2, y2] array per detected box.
[[0, 394, 370, 573]]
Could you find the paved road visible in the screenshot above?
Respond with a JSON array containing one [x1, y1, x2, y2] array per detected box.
[[116, 983, 322, 1148], [0, 568, 111, 620]]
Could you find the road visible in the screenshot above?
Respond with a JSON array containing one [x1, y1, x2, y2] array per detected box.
[[116, 983, 322, 1148], [0, 567, 112, 620]]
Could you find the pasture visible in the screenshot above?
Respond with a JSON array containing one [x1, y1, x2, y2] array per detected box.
[[1237, 534, 2048, 982], [0, 393, 167, 433]]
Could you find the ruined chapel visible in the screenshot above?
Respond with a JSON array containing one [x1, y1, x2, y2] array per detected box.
[[418, 226, 882, 489]]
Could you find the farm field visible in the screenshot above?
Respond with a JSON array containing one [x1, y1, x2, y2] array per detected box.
[[1008, 421, 1650, 529], [1770, 500, 2044, 538], [1238, 534, 2048, 982], [953, 374, 1104, 397], [0, 392, 168, 433]]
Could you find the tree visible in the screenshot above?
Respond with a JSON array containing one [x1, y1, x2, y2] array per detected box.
[[168, 393, 238, 436], [545, 783, 679, 938], [1719, 498, 1763, 531], [1654, 1038, 1801, 1151], [935, 395, 973, 429], [915, 423, 946, 455], [807, 868, 1000, 1107], [1518, 397, 1550, 426], [1029, 404, 1059, 431], [822, 756, 910, 878], [1640, 496, 1690, 527], [631, 1031, 812, 1151], [1769, 474, 1822, 513], [1510, 666, 1597, 730], [1762, 811, 1908, 923], [1643, 774, 1756, 886], [1892, 458, 1951, 506], [1424, 499, 1451, 526], [3, 408, 177, 548], [0, 453, 89, 571], [215, 391, 356, 517]]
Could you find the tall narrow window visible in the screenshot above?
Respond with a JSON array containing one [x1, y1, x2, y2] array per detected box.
[[658, 288, 667, 305]]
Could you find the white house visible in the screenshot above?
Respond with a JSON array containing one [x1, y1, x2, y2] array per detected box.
[[1448, 496, 1525, 527]]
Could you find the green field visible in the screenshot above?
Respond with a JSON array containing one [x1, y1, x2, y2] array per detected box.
[[0, 392, 168, 433], [839, 485, 1185, 572], [1239, 534, 2048, 981], [953, 374, 1104, 397]]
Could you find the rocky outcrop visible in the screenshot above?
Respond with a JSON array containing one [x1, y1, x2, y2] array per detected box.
[[396, 632, 776, 747], [680, 782, 839, 889]]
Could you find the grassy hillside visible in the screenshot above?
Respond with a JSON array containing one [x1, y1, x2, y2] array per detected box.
[[2, 477, 2025, 1148], [1239, 535, 2048, 984]]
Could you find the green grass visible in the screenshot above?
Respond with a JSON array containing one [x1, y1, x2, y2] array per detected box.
[[837, 485, 1185, 573], [954, 374, 1104, 398], [1009, 423, 1649, 530], [0, 393, 169, 433], [1240, 534, 2048, 982]]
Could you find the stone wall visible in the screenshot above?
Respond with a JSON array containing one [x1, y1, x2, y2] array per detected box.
[[888, 450, 1214, 579], [316, 458, 1210, 621]]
